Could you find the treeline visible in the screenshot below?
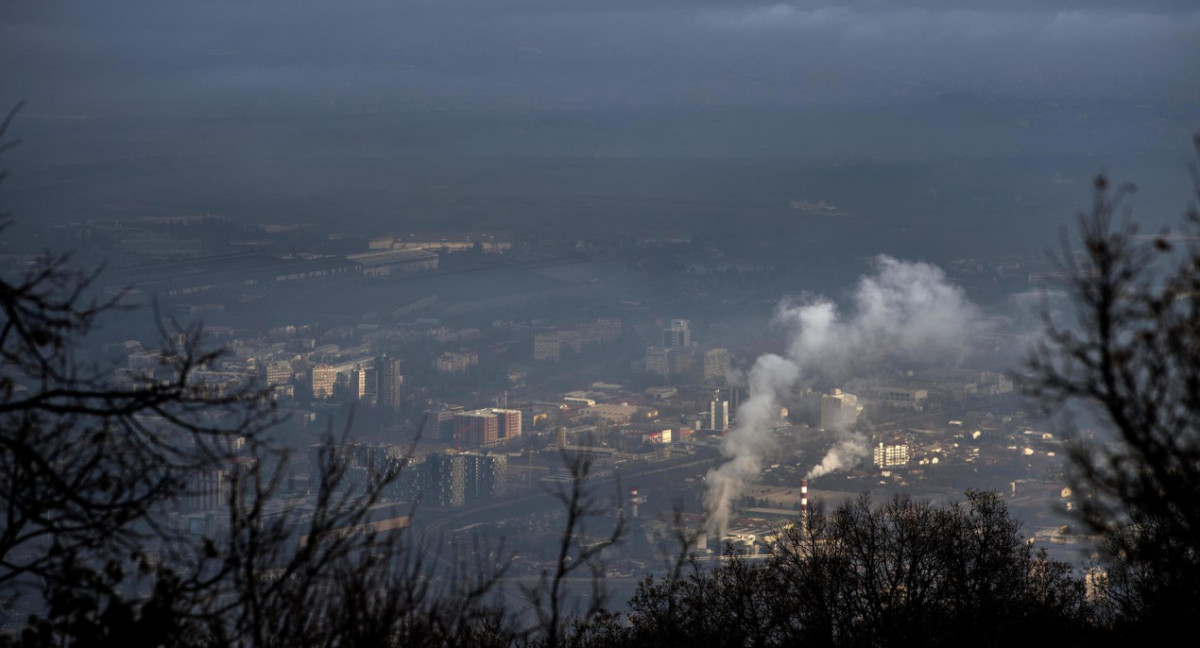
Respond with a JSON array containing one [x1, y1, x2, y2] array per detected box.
[[621, 492, 1093, 648], [0, 486, 1137, 648]]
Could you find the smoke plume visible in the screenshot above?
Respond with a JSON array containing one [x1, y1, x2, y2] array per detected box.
[[805, 432, 869, 480], [704, 256, 979, 536]]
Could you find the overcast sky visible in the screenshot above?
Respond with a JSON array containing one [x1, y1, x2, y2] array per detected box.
[[0, 0, 1197, 244], [3, 0, 1197, 121]]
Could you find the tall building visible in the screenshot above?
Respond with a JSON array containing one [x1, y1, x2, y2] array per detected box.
[[421, 408, 460, 440], [310, 364, 337, 399], [264, 361, 292, 387], [454, 410, 500, 448], [724, 386, 746, 416], [461, 453, 507, 501], [425, 453, 466, 507], [873, 442, 910, 468], [668, 347, 697, 381], [820, 389, 862, 431], [349, 368, 369, 401], [663, 319, 691, 348], [709, 398, 730, 432], [645, 346, 671, 378], [493, 408, 522, 442], [363, 367, 378, 400], [702, 348, 731, 385], [376, 354, 403, 410], [423, 452, 506, 507], [452, 408, 521, 448]]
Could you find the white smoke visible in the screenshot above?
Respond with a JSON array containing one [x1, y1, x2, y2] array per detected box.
[[704, 354, 798, 534], [704, 256, 980, 536], [779, 255, 979, 378], [805, 432, 869, 480]]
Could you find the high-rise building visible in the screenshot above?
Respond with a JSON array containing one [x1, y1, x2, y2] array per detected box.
[[452, 408, 521, 448], [645, 346, 671, 378], [426, 453, 466, 507], [724, 386, 746, 416], [669, 347, 697, 380], [349, 368, 369, 401], [461, 453, 507, 502], [423, 452, 506, 507], [663, 319, 691, 348], [310, 364, 337, 399], [376, 354, 403, 410], [709, 398, 730, 432], [454, 410, 499, 448], [873, 442, 910, 468], [264, 361, 292, 387], [493, 408, 522, 441], [702, 348, 731, 385], [421, 408, 459, 440]]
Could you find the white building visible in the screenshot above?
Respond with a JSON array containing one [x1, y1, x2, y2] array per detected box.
[[709, 398, 730, 432], [873, 442, 910, 468]]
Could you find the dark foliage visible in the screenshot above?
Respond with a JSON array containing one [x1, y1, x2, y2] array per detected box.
[[625, 492, 1091, 648]]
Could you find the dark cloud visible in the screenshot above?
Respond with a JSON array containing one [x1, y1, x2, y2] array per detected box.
[[0, 0, 1194, 176], [3, 1, 1197, 119]]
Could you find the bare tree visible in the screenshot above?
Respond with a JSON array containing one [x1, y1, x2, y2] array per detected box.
[[525, 449, 625, 648], [1026, 138, 1200, 632], [0, 107, 510, 647], [0, 105, 280, 624], [627, 492, 1088, 648]]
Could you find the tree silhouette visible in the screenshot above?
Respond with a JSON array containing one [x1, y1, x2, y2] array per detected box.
[[0, 106, 509, 647], [1026, 137, 1200, 634], [0, 108, 271, 622], [525, 449, 625, 648], [625, 492, 1088, 648]]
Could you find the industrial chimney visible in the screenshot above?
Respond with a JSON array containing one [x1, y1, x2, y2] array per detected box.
[[800, 479, 809, 528]]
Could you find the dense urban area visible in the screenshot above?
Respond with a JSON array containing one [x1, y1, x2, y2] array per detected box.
[[4, 215, 1098, 583]]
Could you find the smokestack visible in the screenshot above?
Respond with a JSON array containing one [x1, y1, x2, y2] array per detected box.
[[800, 479, 809, 527], [630, 488, 640, 519]]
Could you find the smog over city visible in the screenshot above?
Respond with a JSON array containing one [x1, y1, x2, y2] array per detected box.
[[1, 1, 1198, 645]]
